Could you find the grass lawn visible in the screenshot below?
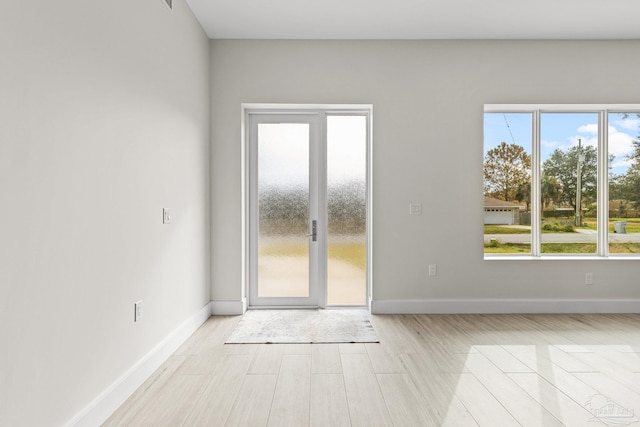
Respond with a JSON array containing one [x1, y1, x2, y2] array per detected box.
[[609, 243, 640, 253], [541, 243, 597, 253], [485, 242, 640, 254], [581, 218, 640, 233], [484, 243, 531, 254], [483, 225, 530, 234], [484, 225, 576, 234], [485, 242, 596, 253]]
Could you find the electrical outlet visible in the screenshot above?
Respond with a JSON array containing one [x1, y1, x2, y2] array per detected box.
[[585, 273, 593, 285], [429, 264, 437, 276], [134, 300, 143, 322]]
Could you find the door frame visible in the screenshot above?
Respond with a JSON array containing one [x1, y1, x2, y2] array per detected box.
[[247, 112, 322, 307], [241, 104, 373, 310]]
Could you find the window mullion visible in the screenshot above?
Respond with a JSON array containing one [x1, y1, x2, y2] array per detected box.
[[531, 110, 541, 256], [599, 111, 609, 256]]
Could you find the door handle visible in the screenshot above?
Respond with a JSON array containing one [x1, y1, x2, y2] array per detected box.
[[304, 220, 317, 241]]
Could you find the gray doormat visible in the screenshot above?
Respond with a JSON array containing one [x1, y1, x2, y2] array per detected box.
[[225, 309, 379, 344]]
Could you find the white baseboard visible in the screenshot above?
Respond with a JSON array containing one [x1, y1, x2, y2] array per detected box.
[[370, 299, 640, 314], [211, 299, 246, 315], [65, 302, 213, 427]]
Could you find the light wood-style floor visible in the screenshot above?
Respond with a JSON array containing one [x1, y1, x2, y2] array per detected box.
[[104, 313, 640, 426]]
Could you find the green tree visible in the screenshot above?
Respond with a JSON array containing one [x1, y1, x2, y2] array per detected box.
[[622, 113, 640, 163], [618, 116, 640, 207], [616, 168, 640, 208], [542, 145, 597, 210], [515, 179, 531, 211], [609, 171, 625, 201], [483, 142, 531, 202], [541, 175, 561, 211]]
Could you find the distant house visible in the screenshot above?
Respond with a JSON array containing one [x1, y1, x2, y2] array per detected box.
[[484, 196, 522, 225]]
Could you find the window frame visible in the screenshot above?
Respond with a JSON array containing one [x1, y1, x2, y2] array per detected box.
[[485, 104, 640, 260]]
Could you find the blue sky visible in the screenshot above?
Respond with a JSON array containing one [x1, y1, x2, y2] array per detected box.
[[484, 112, 640, 175]]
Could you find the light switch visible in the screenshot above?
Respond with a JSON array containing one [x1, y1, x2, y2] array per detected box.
[[163, 208, 171, 224]]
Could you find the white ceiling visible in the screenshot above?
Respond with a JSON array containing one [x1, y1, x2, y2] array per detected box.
[[186, 0, 640, 40]]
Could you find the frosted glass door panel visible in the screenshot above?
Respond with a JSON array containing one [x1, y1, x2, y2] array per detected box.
[[258, 123, 310, 298], [327, 116, 367, 305]]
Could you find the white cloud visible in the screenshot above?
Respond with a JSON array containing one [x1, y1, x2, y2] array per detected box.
[[542, 122, 638, 172], [611, 158, 633, 170], [578, 123, 598, 134], [608, 125, 636, 159], [614, 118, 640, 131], [563, 122, 598, 150]]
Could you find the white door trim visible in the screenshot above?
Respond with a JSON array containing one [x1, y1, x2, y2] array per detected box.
[[241, 104, 373, 310]]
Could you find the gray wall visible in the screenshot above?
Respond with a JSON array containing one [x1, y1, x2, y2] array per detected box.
[[1, 1, 210, 425], [210, 40, 640, 309], [3, 11, 640, 424]]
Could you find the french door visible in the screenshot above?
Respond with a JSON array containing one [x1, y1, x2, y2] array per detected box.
[[246, 107, 370, 308]]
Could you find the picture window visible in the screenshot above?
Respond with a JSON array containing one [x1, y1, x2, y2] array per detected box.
[[484, 105, 640, 258]]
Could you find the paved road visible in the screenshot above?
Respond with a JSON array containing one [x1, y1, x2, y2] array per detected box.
[[485, 229, 640, 244]]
